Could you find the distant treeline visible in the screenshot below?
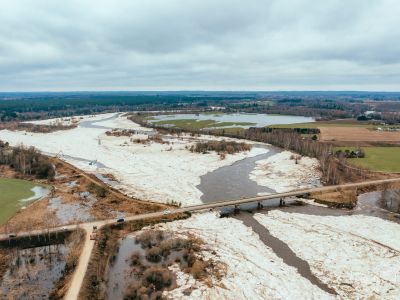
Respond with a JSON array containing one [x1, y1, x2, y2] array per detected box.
[[1, 91, 400, 123], [227, 98, 369, 120], [0, 141, 55, 180], [0, 94, 250, 121]]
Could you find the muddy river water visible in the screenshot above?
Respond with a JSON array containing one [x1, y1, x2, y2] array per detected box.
[[198, 144, 280, 202]]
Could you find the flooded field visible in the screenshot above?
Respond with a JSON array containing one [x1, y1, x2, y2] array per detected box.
[[149, 113, 315, 128], [105, 230, 215, 300], [0, 244, 68, 299], [0, 230, 84, 300], [0, 178, 50, 224]]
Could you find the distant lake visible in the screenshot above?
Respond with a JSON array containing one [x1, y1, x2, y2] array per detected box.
[[150, 113, 315, 128]]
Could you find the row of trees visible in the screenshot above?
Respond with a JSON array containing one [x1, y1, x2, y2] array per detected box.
[[239, 128, 369, 184], [129, 113, 372, 184], [0, 141, 55, 180]]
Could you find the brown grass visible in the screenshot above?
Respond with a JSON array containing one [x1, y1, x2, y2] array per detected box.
[[311, 188, 358, 208], [0, 157, 169, 234], [0, 121, 76, 133], [320, 127, 400, 144], [79, 215, 189, 300]]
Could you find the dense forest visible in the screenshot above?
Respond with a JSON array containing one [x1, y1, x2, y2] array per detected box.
[[1, 91, 400, 123]]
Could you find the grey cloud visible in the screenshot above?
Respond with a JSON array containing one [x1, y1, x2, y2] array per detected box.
[[0, 0, 399, 91]]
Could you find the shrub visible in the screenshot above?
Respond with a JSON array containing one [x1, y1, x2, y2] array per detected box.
[[190, 140, 252, 155], [136, 230, 165, 248], [130, 251, 141, 266], [143, 267, 173, 291], [190, 260, 209, 279], [146, 246, 162, 263], [87, 182, 107, 197]]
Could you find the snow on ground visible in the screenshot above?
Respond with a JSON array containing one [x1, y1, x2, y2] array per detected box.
[[20, 186, 50, 203], [0, 113, 267, 206], [250, 150, 321, 193], [151, 212, 334, 300], [25, 113, 116, 126], [254, 211, 400, 299], [94, 113, 153, 131]]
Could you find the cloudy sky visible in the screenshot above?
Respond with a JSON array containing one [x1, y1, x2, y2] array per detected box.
[[1, 0, 399, 91]]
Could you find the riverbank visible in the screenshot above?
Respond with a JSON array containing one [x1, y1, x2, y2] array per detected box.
[[249, 150, 321, 193], [255, 210, 400, 299]]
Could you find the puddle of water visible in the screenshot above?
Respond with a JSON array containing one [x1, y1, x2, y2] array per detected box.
[[48, 196, 96, 224], [64, 181, 77, 188], [106, 234, 187, 300], [198, 145, 280, 202], [0, 244, 68, 299], [19, 186, 50, 203]]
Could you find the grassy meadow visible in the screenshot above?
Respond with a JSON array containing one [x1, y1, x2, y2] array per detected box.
[[0, 178, 38, 224], [336, 147, 400, 173]]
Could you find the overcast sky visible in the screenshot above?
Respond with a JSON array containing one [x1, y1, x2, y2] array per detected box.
[[1, 0, 399, 91]]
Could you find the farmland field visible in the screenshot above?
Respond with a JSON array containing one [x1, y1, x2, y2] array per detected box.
[[268, 120, 376, 128], [0, 178, 39, 224], [319, 127, 400, 143], [337, 147, 400, 172]]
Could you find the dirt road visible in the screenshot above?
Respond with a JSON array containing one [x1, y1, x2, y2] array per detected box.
[[64, 224, 95, 300]]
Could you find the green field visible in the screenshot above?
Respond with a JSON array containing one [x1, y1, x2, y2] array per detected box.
[[152, 119, 256, 130], [336, 147, 400, 173], [0, 178, 39, 224]]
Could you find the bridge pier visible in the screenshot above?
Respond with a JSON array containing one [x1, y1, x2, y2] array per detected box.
[[279, 198, 286, 207], [257, 202, 263, 210], [234, 205, 240, 214]]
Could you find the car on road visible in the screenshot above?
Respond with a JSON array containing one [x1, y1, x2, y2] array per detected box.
[[163, 210, 171, 215], [117, 218, 125, 223]]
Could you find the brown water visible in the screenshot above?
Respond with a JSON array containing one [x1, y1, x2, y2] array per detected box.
[[0, 244, 68, 299], [106, 235, 188, 300], [198, 145, 280, 202]]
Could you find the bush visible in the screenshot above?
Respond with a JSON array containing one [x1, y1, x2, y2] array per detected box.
[[145, 246, 162, 263], [143, 267, 173, 291], [136, 230, 165, 248], [190, 140, 252, 155], [87, 182, 107, 197], [190, 260, 208, 279], [130, 251, 141, 266]]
